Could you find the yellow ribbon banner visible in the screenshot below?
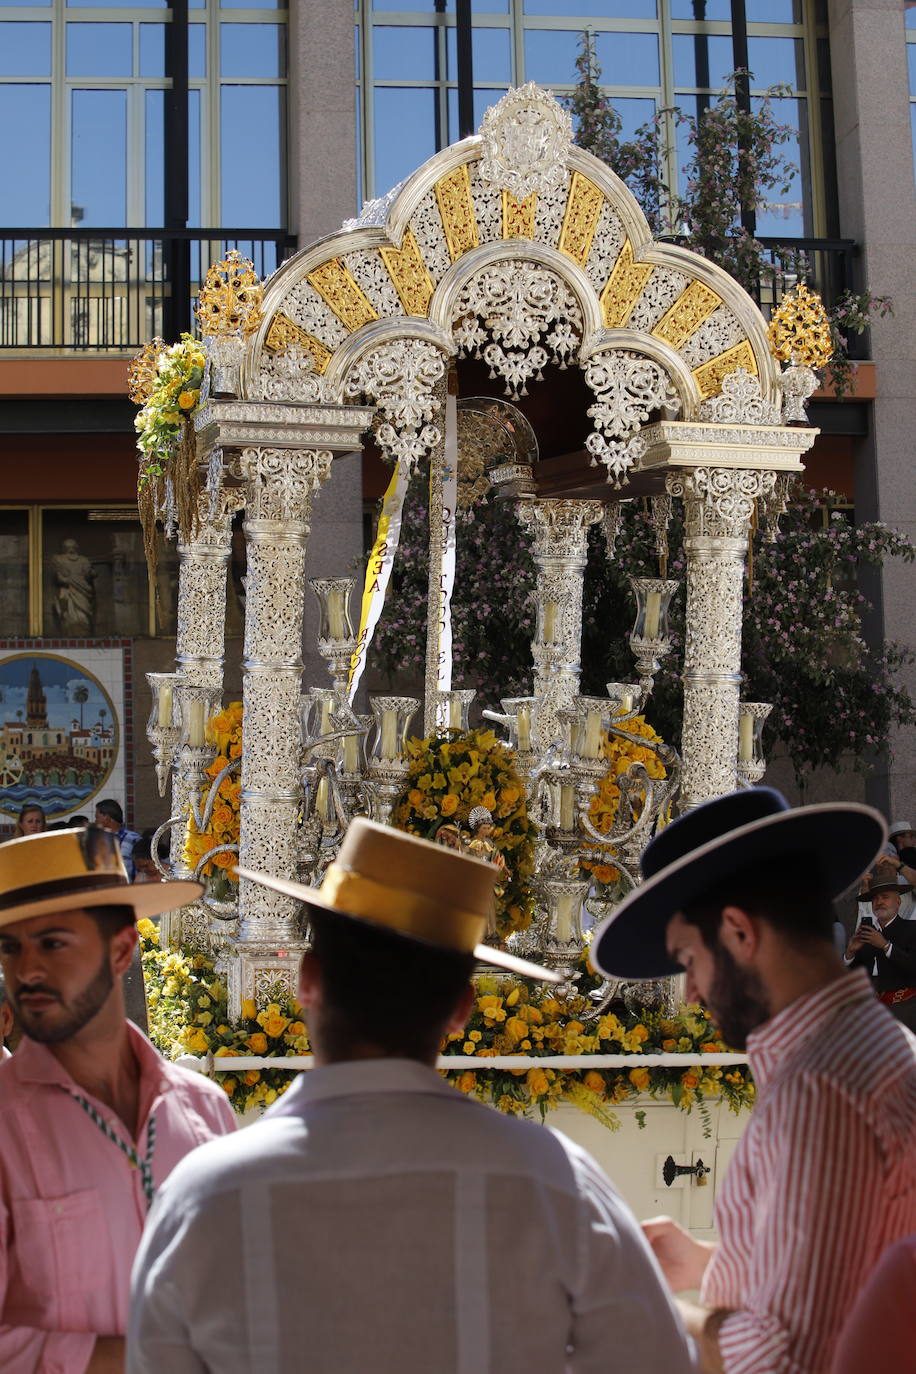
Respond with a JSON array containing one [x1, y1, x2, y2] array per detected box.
[[347, 460, 410, 702]]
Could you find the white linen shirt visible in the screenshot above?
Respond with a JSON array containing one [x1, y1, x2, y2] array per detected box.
[[128, 1058, 694, 1374]]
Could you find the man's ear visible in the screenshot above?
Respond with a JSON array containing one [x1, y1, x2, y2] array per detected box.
[[719, 905, 760, 964], [298, 951, 321, 1009], [111, 923, 138, 978], [445, 981, 476, 1036]]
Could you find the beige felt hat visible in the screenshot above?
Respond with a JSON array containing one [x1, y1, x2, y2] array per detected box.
[[236, 817, 561, 983], [0, 826, 202, 928]]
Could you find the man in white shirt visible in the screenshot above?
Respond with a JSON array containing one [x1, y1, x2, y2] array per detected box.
[[128, 819, 694, 1374]]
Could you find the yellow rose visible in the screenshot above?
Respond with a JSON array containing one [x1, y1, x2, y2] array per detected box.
[[221, 1076, 237, 1096], [456, 1072, 476, 1094], [526, 1068, 550, 1097], [247, 1032, 268, 1054], [584, 1071, 605, 1094], [136, 917, 156, 940], [287, 1021, 306, 1038], [463, 1041, 476, 1054], [263, 1012, 289, 1038], [243, 1070, 261, 1086], [629, 1066, 650, 1092], [408, 790, 424, 808], [213, 1045, 239, 1058], [178, 389, 197, 410], [440, 794, 459, 817], [182, 1027, 210, 1054], [241, 998, 257, 1020], [504, 1016, 528, 1044]]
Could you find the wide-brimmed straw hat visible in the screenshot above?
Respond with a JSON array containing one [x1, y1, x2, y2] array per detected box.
[[592, 787, 886, 981], [0, 826, 202, 928], [236, 817, 561, 983]]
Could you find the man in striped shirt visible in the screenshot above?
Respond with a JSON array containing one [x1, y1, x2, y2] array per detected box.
[[592, 787, 916, 1374]]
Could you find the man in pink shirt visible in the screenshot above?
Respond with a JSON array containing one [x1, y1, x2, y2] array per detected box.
[[0, 825, 236, 1374]]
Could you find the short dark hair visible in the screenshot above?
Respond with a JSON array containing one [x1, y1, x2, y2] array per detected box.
[[85, 904, 136, 939], [95, 799, 123, 825], [680, 855, 835, 950], [132, 837, 152, 863], [307, 908, 475, 1061]]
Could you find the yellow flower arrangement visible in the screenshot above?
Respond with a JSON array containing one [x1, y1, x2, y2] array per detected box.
[[139, 921, 307, 1114], [579, 714, 667, 887], [130, 333, 207, 485], [393, 727, 536, 938], [184, 701, 243, 882], [766, 282, 833, 369]]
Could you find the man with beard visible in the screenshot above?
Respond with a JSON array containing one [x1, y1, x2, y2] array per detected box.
[[0, 825, 235, 1374], [591, 787, 916, 1374]]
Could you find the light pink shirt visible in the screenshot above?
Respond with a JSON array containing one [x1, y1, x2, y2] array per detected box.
[[0, 1022, 236, 1374], [702, 971, 916, 1374]]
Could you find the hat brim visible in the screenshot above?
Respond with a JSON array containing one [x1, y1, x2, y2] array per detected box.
[[235, 865, 562, 984], [0, 878, 204, 929], [861, 881, 912, 901], [592, 802, 887, 981]]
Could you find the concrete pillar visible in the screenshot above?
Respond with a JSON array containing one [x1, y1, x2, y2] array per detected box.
[[827, 0, 916, 815]]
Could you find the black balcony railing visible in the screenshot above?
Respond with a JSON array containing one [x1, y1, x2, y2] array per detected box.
[[0, 228, 862, 360], [0, 228, 296, 351]]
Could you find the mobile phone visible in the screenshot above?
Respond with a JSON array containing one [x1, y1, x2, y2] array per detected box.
[[860, 917, 875, 930]]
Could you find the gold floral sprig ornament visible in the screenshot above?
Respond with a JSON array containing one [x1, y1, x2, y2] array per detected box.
[[196, 249, 264, 337], [766, 283, 833, 369], [127, 337, 166, 405]]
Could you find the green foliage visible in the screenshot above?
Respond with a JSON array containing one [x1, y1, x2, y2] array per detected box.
[[567, 32, 892, 390]]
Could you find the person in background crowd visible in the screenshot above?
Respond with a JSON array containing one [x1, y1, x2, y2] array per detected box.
[[130, 838, 161, 884], [0, 967, 19, 1056], [94, 799, 142, 881], [888, 820, 916, 885], [845, 872, 916, 1030], [11, 804, 46, 840], [0, 825, 236, 1373], [128, 819, 694, 1374], [830, 1231, 916, 1372], [591, 788, 916, 1374]]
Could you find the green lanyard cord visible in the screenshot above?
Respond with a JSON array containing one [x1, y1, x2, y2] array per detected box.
[[70, 1092, 157, 1208]]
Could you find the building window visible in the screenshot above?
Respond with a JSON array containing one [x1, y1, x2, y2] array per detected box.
[[0, 506, 179, 637], [0, 0, 288, 230], [356, 0, 831, 239]]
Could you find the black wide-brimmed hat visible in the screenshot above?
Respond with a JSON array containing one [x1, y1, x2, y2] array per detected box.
[[592, 787, 886, 981]]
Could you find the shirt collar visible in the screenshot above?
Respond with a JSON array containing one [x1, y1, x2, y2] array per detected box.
[[288, 1057, 458, 1108], [746, 969, 874, 1090], [10, 1020, 173, 1098]]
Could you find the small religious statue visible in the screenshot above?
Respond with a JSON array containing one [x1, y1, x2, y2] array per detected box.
[[433, 821, 463, 851], [465, 806, 508, 898]]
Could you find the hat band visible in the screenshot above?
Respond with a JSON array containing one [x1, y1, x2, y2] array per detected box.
[[0, 871, 128, 912], [319, 864, 487, 955]]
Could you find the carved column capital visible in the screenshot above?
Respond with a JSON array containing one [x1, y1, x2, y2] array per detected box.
[[666, 467, 776, 542], [231, 446, 334, 524]]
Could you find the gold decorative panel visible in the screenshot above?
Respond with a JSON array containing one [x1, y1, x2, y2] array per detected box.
[[306, 259, 378, 333], [558, 171, 604, 266], [379, 229, 435, 316], [692, 341, 758, 399], [264, 311, 333, 374], [652, 280, 723, 349], [434, 166, 480, 262], [599, 241, 653, 328], [502, 190, 537, 239]]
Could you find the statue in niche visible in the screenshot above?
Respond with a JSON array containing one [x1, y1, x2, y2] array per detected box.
[[465, 806, 508, 899], [51, 539, 96, 636]]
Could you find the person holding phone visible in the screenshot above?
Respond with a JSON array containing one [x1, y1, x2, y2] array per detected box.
[[846, 873, 916, 1029]]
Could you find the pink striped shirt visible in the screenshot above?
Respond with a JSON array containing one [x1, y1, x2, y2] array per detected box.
[[701, 969, 916, 1374]]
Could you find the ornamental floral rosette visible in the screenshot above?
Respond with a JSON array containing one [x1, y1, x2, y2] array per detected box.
[[579, 713, 667, 888], [393, 727, 535, 939], [184, 701, 243, 886]]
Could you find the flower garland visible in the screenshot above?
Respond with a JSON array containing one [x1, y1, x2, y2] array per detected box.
[[184, 701, 243, 885], [393, 727, 535, 938], [129, 332, 207, 576], [580, 715, 667, 887], [140, 923, 754, 1123]]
